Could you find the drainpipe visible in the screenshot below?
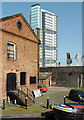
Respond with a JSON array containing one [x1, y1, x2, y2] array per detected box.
[[38, 40, 41, 84]]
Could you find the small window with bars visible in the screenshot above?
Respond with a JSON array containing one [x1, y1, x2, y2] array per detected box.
[[7, 42, 17, 60]]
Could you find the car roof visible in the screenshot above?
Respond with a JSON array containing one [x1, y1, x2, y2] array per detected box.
[[70, 89, 84, 96], [71, 89, 84, 92]]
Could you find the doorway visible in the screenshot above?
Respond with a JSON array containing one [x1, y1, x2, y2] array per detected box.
[[49, 79, 51, 86], [6, 73, 17, 92]]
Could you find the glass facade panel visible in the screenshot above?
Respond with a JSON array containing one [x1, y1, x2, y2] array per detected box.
[[30, 4, 57, 67]]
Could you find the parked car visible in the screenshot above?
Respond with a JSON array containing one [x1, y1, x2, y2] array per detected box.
[[38, 85, 48, 92], [69, 89, 84, 102]]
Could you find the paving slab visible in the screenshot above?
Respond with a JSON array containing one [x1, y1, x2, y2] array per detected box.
[[2, 113, 42, 118]]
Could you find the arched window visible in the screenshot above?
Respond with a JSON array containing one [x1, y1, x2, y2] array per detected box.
[[7, 42, 17, 60]]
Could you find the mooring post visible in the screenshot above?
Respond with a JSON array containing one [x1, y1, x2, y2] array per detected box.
[[3, 98, 5, 110], [25, 97, 27, 109], [47, 97, 49, 109], [64, 96, 66, 104]]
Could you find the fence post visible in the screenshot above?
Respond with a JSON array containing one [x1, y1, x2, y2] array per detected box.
[[47, 97, 49, 109], [3, 98, 5, 110]]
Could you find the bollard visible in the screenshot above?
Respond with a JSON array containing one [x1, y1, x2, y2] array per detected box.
[[64, 96, 66, 104], [14, 99, 16, 105], [3, 98, 5, 110], [47, 97, 49, 109], [25, 97, 27, 109]]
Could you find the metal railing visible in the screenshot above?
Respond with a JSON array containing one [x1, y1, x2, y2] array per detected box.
[[21, 85, 35, 103], [16, 84, 35, 103]]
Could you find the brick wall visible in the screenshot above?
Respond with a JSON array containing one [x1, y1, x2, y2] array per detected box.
[[39, 75, 52, 88], [40, 66, 84, 87], [43, 75, 52, 87]]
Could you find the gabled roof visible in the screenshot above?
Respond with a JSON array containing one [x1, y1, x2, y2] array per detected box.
[[0, 13, 41, 44]]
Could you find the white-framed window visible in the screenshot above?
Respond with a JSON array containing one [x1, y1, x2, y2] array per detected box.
[[7, 42, 17, 61]]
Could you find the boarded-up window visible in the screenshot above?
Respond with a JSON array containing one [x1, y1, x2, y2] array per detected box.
[[30, 76, 36, 84], [20, 72, 26, 85], [7, 42, 17, 60]]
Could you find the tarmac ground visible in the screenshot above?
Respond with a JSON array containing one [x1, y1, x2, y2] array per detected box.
[[1, 87, 71, 120]]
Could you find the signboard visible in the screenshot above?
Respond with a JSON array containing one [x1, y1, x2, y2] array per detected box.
[[32, 89, 41, 98]]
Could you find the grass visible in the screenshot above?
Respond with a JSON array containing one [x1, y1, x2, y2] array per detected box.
[[2, 103, 51, 114], [2, 110, 49, 114], [68, 87, 84, 90], [2, 108, 50, 114]]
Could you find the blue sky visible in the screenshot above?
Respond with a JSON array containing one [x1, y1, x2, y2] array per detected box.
[[1, 2, 82, 66]]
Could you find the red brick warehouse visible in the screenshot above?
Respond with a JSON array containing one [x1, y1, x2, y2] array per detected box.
[[0, 13, 40, 104]]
